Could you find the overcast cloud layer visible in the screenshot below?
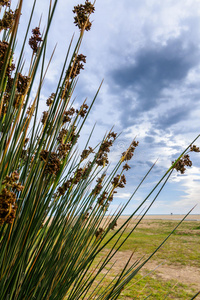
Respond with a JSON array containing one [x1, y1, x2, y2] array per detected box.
[[14, 0, 200, 214]]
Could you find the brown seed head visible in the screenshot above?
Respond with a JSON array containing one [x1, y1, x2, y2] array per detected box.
[[0, 41, 15, 90], [92, 174, 106, 195], [73, 1, 95, 32], [44, 152, 61, 175], [0, 9, 16, 31], [67, 54, 87, 79], [112, 174, 126, 188], [172, 154, 192, 174], [97, 191, 108, 206], [121, 140, 139, 161], [17, 73, 30, 95], [109, 220, 117, 230], [95, 227, 104, 239], [96, 152, 109, 166], [46, 93, 55, 106], [40, 150, 49, 161], [0, 188, 17, 225], [57, 142, 71, 159], [57, 128, 68, 143], [57, 179, 72, 196], [76, 102, 88, 118], [0, 0, 10, 7], [81, 146, 94, 160], [190, 145, 200, 152], [41, 111, 49, 125], [123, 163, 131, 171], [29, 27, 42, 53], [63, 107, 75, 123], [0, 171, 24, 225]]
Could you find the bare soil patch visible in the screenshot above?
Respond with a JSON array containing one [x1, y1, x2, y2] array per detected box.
[[102, 215, 200, 293], [110, 214, 200, 229], [111, 250, 200, 287]]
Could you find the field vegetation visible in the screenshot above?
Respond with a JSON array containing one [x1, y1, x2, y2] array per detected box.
[[95, 218, 200, 299]]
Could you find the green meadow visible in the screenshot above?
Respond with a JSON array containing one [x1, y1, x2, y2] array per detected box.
[[93, 217, 200, 299]]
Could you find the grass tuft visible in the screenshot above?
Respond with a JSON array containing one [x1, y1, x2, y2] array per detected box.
[[0, 1, 199, 299]]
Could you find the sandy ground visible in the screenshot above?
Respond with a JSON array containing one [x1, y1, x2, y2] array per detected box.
[[107, 250, 200, 287], [103, 214, 200, 230], [117, 214, 200, 221]]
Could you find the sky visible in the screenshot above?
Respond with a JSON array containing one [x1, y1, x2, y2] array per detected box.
[[11, 0, 200, 214]]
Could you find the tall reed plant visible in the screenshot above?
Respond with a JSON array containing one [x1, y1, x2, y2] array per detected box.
[[0, 0, 199, 299]]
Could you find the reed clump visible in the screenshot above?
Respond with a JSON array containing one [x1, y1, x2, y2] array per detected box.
[[0, 1, 199, 299]]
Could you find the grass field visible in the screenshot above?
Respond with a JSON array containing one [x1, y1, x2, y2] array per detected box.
[[94, 215, 200, 299]]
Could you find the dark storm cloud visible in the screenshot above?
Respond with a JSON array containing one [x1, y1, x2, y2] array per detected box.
[[155, 105, 191, 129], [111, 38, 199, 99], [108, 37, 200, 127]]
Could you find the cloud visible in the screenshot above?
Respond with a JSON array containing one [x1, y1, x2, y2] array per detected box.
[[109, 37, 200, 128], [112, 38, 198, 89], [144, 136, 155, 144], [155, 105, 191, 129], [115, 192, 132, 199]]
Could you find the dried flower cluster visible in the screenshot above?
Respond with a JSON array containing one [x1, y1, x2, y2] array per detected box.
[[107, 190, 117, 203], [81, 146, 94, 160], [190, 144, 200, 152], [41, 111, 48, 125], [29, 27, 42, 53], [172, 145, 200, 174], [95, 160, 129, 208], [70, 127, 80, 144], [96, 131, 117, 166], [121, 140, 139, 161], [91, 173, 118, 208], [57, 179, 71, 196], [97, 191, 108, 206], [0, 171, 23, 225], [40, 150, 61, 175], [172, 154, 192, 174], [57, 127, 79, 146], [95, 227, 104, 239], [112, 174, 127, 188], [97, 190, 117, 208], [63, 107, 75, 124], [57, 142, 71, 160], [122, 163, 131, 171], [0, 9, 16, 31], [16, 73, 30, 95], [0, 40, 30, 113], [2, 171, 23, 191], [92, 175, 105, 196], [0, 40, 15, 82], [76, 103, 88, 118], [73, 0, 95, 31], [109, 220, 117, 230], [57, 164, 91, 196], [67, 54, 86, 79], [46, 93, 55, 106], [0, 0, 10, 7], [57, 128, 68, 144]]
